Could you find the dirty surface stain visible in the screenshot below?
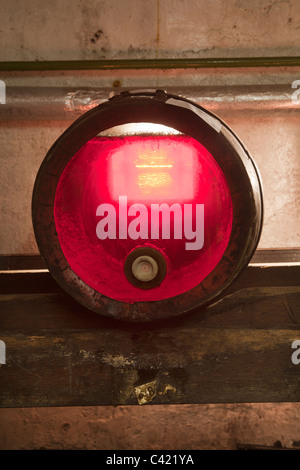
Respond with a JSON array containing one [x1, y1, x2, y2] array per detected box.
[[90, 29, 103, 44], [102, 354, 135, 368]]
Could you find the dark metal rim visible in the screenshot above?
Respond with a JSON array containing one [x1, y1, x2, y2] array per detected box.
[[32, 90, 263, 321]]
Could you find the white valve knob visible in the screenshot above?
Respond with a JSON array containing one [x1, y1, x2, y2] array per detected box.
[[131, 255, 159, 282]]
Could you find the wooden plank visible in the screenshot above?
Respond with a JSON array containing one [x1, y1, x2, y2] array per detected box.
[[0, 286, 299, 407]]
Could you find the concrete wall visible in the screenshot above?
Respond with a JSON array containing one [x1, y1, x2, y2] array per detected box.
[[1, 404, 300, 450], [0, 0, 300, 451], [1, 0, 300, 60]]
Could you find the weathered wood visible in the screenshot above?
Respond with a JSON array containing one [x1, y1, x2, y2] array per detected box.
[[0, 285, 299, 407]]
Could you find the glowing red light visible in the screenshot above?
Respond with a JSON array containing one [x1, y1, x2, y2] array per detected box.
[[54, 135, 233, 302], [109, 137, 196, 201]]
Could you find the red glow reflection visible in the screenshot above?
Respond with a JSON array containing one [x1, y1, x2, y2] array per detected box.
[[109, 138, 195, 201], [54, 135, 233, 303]]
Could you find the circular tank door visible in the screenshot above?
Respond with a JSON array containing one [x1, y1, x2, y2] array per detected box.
[[32, 90, 263, 322]]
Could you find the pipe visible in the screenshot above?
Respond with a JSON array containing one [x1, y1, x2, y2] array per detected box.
[[1, 85, 299, 121]]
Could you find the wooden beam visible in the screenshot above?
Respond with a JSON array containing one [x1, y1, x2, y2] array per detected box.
[[0, 284, 299, 407]]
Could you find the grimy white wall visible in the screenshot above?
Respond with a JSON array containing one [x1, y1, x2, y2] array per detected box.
[[0, 0, 300, 451], [1, 0, 300, 60]]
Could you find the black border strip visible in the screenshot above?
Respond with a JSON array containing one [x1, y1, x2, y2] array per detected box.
[[0, 57, 300, 71]]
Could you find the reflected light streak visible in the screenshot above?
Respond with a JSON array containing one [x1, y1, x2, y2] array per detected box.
[[135, 164, 173, 168], [99, 122, 181, 137]]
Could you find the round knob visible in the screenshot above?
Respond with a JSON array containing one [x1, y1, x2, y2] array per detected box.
[[124, 247, 167, 289], [132, 255, 158, 282]]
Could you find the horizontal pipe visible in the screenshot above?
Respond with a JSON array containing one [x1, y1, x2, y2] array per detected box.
[[0, 57, 300, 72], [1, 85, 299, 121]]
